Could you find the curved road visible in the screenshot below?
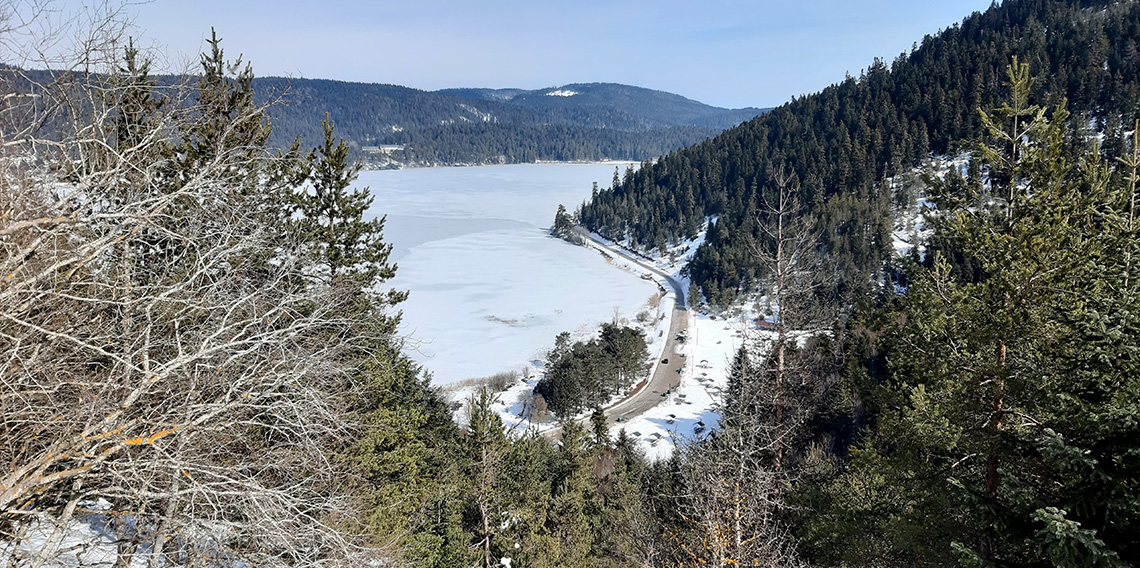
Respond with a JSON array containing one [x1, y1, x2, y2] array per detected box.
[[543, 235, 689, 440]]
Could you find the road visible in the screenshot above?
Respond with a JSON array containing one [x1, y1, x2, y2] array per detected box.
[[543, 235, 690, 440]]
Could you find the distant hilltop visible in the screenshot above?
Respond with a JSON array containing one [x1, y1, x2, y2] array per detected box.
[[4, 66, 767, 168], [252, 78, 770, 167], [435, 82, 767, 131]]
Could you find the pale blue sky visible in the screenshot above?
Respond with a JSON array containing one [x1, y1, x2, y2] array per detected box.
[[125, 0, 996, 109]]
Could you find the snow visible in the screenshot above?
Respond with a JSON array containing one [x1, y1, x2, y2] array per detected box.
[[888, 154, 969, 259], [487, 246, 678, 433], [597, 222, 767, 460], [360, 163, 797, 459], [358, 163, 651, 388], [0, 500, 248, 568], [459, 103, 495, 122], [545, 90, 579, 97], [1, 509, 139, 568], [615, 311, 756, 461], [480, 217, 746, 460]]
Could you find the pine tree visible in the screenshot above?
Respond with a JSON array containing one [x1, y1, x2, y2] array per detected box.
[[293, 114, 406, 313], [111, 39, 164, 162], [842, 60, 1138, 567], [166, 28, 272, 194], [553, 203, 578, 242], [465, 388, 510, 568], [590, 407, 609, 449], [548, 421, 597, 567]]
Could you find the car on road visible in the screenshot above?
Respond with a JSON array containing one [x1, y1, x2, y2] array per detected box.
[[661, 358, 669, 364]]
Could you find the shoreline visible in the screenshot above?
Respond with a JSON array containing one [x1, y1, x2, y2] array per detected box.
[[361, 159, 641, 172]]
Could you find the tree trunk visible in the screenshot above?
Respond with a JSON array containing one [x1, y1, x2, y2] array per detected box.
[[480, 499, 492, 568]]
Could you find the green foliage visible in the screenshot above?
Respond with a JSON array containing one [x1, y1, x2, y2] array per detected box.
[[1031, 507, 1125, 568], [110, 39, 164, 157], [582, 0, 1140, 307], [552, 203, 577, 242], [291, 114, 407, 311], [797, 59, 1140, 567], [166, 28, 272, 193], [534, 323, 650, 419], [253, 79, 765, 165]]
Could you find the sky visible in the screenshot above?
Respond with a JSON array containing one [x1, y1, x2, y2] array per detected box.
[[119, 0, 996, 109]]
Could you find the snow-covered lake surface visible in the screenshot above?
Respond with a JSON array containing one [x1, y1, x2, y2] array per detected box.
[[358, 163, 660, 386]]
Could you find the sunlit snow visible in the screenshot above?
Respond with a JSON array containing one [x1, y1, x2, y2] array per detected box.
[[358, 163, 656, 387]]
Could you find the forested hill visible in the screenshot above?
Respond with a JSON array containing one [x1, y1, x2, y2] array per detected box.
[[252, 78, 768, 166], [439, 82, 767, 130], [580, 0, 1140, 307]]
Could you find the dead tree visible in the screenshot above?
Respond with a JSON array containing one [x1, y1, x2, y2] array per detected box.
[[749, 167, 835, 469]]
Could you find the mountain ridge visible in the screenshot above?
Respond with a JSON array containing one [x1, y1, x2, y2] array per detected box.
[[250, 77, 768, 166], [438, 82, 768, 130]]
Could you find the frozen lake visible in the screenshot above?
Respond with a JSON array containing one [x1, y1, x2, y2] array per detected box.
[[358, 163, 659, 386]]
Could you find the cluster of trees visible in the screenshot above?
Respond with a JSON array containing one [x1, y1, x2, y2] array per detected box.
[[0, 17, 456, 566], [384, 123, 718, 167], [437, 381, 815, 568], [534, 325, 651, 419], [580, 0, 1140, 308], [552, 202, 588, 245], [784, 60, 1140, 568], [449, 391, 659, 568]]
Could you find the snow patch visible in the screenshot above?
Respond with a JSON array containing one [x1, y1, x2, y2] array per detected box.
[[616, 310, 763, 461], [459, 104, 495, 122], [545, 90, 579, 97]]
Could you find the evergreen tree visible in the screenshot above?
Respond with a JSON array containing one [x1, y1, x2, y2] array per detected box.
[[548, 421, 597, 566], [808, 61, 1140, 567], [293, 114, 407, 312], [590, 407, 609, 449], [167, 28, 272, 193], [464, 388, 510, 568]]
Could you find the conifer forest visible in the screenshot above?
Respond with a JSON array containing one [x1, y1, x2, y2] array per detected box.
[[2, 0, 1140, 567]]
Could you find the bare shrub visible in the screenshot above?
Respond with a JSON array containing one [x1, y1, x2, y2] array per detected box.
[[486, 370, 521, 392], [0, 6, 384, 566], [524, 393, 550, 423]]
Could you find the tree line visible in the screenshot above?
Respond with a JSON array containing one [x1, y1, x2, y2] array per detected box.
[[252, 77, 754, 166], [386, 122, 719, 167], [580, 0, 1140, 308]]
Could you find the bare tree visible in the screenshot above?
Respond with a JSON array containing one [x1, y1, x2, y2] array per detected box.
[[1, 4, 388, 566], [670, 167, 839, 568], [749, 166, 835, 468], [675, 356, 809, 568]]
